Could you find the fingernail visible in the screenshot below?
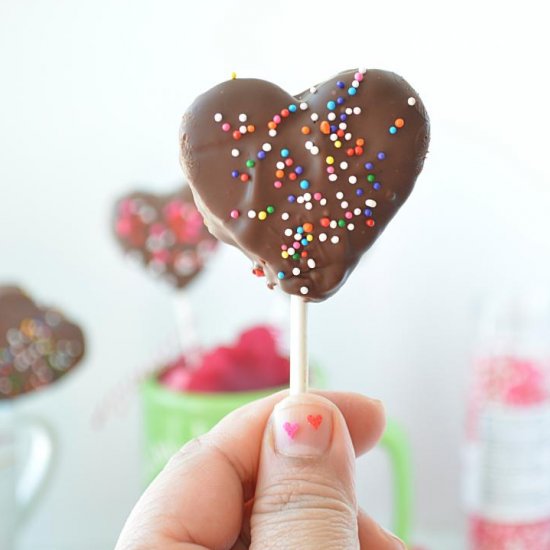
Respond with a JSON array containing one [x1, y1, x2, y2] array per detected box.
[[381, 527, 407, 549], [272, 395, 333, 457]]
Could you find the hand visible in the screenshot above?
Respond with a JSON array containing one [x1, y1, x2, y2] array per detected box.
[[115, 391, 405, 549]]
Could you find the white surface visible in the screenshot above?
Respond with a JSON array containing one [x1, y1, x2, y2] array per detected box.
[[1, 0, 550, 548]]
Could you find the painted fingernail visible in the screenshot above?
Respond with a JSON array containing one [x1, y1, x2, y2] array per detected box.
[[273, 396, 333, 457]]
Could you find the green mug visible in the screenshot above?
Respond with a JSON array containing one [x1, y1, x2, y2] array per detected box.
[[141, 377, 412, 543]]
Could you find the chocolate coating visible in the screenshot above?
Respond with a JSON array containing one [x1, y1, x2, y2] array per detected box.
[[180, 69, 430, 301], [0, 286, 85, 399], [113, 185, 218, 289]]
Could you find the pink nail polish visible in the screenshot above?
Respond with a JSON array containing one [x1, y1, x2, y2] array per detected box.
[[273, 398, 333, 457]]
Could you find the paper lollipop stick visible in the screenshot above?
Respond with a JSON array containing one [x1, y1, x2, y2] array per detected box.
[[289, 296, 308, 394], [173, 290, 200, 355]]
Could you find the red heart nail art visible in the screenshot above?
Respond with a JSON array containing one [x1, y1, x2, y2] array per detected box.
[[113, 185, 218, 289], [307, 414, 323, 430], [283, 421, 299, 439], [180, 68, 430, 301]]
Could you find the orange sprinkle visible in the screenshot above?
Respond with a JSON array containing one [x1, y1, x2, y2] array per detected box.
[[288, 172, 297, 181], [301, 126, 311, 135], [346, 148, 355, 157], [354, 146, 364, 156], [356, 138, 365, 146], [247, 124, 255, 133], [320, 121, 330, 134], [303, 222, 313, 233], [233, 131, 242, 140], [275, 169, 285, 179], [337, 129, 345, 138], [268, 121, 277, 130], [301, 251, 308, 258], [395, 118, 405, 128]]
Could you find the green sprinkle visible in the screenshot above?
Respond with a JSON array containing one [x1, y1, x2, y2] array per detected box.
[[246, 160, 255, 168], [266, 205, 275, 214], [367, 174, 376, 182], [292, 253, 300, 260], [338, 219, 346, 228]]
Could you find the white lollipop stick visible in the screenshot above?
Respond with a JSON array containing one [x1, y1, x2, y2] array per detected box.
[[173, 290, 200, 356], [289, 295, 308, 395]]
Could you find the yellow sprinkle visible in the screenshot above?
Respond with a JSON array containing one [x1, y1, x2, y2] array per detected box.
[[334, 141, 342, 148], [281, 251, 289, 259], [326, 156, 335, 165], [258, 211, 267, 220], [306, 234, 314, 242], [231, 71, 237, 80]]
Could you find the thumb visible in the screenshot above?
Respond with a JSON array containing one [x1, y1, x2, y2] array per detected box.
[[250, 393, 359, 549]]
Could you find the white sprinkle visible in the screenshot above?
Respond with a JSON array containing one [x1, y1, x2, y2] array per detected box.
[[285, 228, 293, 237], [297, 196, 305, 204], [304, 193, 312, 201], [311, 146, 319, 155], [281, 212, 290, 220], [408, 97, 416, 106], [239, 125, 247, 134], [300, 102, 308, 110], [262, 143, 272, 152], [300, 286, 309, 295], [345, 108, 353, 115], [365, 199, 377, 207], [305, 140, 313, 150], [292, 267, 301, 276], [330, 134, 338, 142], [310, 113, 319, 122], [319, 233, 327, 242], [288, 247, 296, 255], [305, 202, 313, 210], [339, 122, 347, 130], [352, 80, 360, 88], [349, 175, 357, 184], [329, 220, 337, 229], [345, 132, 352, 141], [354, 208, 361, 215], [276, 161, 285, 169], [307, 259, 316, 269], [331, 236, 340, 244], [336, 191, 344, 199], [347, 223, 355, 230], [359, 67, 367, 74], [353, 107, 361, 115], [231, 148, 240, 157], [328, 174, 338, 182], [340, 161, 348, 170], [247, 210, 256, 219], [239, 113, 247, 122], [309, 86, 317, 94], [214, 113, 223, 122], [328, 112, 336, 121], [341, 201, 349, 209], [268, 129, 277, 137], [320, 198, 327, 206], [294, 233, 301, 240]]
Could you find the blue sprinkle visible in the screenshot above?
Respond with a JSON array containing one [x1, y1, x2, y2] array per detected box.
[[300, 179, 310, 190], [348, 87, 357, 96], [288, 104, 297, 112], [301, 238, 308, 246], [330, 124, 338, 132], [327, 100, 336, 110], [364, 162, 374, 170], [281, 148, 290, 158], [377, 152, 386, 160], [231, 170, 239, 178], [258, 151, 266, 159], [277, 271, 285, 280], [356, 188, 364, 196], [336, 96, 345, 105], [336, 80, 345, 89], [373, 182, 381, 190], [340, 114, 347, 121], [389, 126, 397, 134], [288, 195, 296, 203], [364, 208, 372, 217], [295, 166, 304, 175], [297, 226, 304, 234]]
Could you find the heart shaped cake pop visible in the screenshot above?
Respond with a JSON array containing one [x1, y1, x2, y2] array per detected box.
[[113, 185, 218, 289], [180, 69, 430, 301], [0, 286, 85, 399]]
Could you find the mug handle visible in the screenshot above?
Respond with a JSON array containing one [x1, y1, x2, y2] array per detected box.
[[15, 416, 55, 526], [380, 418, 413, 544]]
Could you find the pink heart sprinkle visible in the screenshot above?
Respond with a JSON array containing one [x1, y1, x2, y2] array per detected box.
[[283, 421, 299, 439]]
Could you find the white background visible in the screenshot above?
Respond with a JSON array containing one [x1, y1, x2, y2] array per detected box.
[[1, 0, 550, 548]]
